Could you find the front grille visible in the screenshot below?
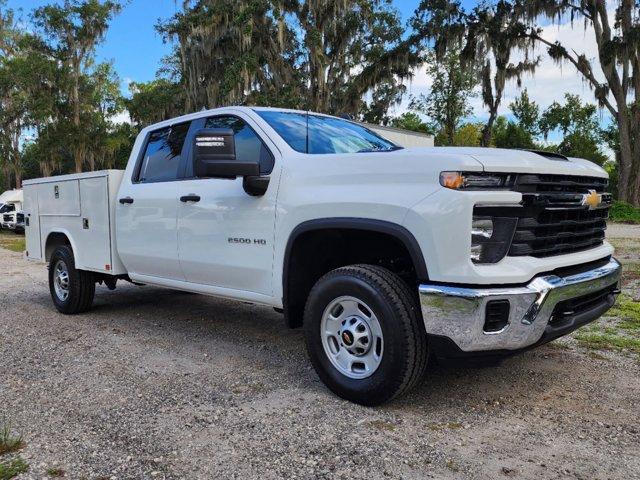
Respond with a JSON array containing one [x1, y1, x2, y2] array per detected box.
[[509, 174, 611, 258], [3, 214, 12, 222], [514, 174, 608, 193]]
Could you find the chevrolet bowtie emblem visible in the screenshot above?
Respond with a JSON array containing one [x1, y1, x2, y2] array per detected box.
[[581, 189, 602, 210]]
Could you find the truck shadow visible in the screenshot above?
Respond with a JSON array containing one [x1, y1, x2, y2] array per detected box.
[[44, 282, 578, 410]]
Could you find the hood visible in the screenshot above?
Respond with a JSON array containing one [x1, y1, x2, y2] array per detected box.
[[400, 147, 608, 178]]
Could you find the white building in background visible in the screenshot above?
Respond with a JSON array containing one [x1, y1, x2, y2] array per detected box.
[[361, 122, 435, 148]]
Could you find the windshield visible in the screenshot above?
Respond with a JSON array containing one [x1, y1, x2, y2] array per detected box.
[[256, 110, 400, 154], [0, 204, 14, 213]]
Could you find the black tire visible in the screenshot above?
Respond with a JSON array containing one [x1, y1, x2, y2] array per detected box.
[[48, 245, 95, 314], [303, 264, 428, 406]]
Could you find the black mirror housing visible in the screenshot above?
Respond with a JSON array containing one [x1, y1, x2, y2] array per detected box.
[[193, 128, 260, 178]]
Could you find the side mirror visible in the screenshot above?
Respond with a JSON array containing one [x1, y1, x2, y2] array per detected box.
[[193, 128, 260, 178]]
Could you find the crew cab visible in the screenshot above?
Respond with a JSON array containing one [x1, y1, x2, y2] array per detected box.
[[23, 107, 621, 405]]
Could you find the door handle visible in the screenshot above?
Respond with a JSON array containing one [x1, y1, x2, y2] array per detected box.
[[119, 197, 134, 204], [180, 194, 201, 203]]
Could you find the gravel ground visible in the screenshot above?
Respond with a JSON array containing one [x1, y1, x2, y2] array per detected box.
[[1, 248, 639, 480], [607, 222, 640, 239]]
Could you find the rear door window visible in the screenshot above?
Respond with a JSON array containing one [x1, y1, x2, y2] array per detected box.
[[137, 122, 191, 183]]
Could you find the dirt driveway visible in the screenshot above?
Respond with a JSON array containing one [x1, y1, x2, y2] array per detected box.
[[1, 245, 639, 479]]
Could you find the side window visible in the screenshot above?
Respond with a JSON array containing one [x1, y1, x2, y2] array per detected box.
[[204, 116, 274, 175], [137, 121, 191, 183]]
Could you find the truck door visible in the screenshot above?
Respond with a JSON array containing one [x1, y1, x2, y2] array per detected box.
[[176, 114, 278, 295], [115, 121, 192, 280]]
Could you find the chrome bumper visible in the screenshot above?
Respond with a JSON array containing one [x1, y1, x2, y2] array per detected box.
[[419, 258, 622, 352]]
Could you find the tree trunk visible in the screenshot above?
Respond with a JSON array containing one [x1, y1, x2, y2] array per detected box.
[[10, 125, 20, 189], [72, 58, 83, 173], [73, 144, 83, 173], [630, 121, 640, 206], [481, 108, 498, 147], [41, 161, 52, 177], [13, 164, 21, 189], [616, 116, 632, 203], [2, 164, 11, 190]]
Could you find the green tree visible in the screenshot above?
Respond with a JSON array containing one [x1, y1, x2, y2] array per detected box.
[[0, 10, 59, 187], [0, 3, 23, 188], [390, 112, 433, 134], [525, 1, 640, 206], [450, 122, 483, 146], [84, 63, 126, 171], [539, 94, 608, 165], [125, 79, 184, 128], [412, 0, 538, 147], [492, 116, 536, 149], [510, 88, 539, 137], [159, 0, 418, 120], [158, 0, 299, 112], [410, 49, 477, 145], [287, 0, 417, 116], [33, 0, 122, 173], [491, 90, 539, 149]]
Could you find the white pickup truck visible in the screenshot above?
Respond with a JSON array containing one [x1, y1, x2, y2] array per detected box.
[[23, 107, 621, 405]]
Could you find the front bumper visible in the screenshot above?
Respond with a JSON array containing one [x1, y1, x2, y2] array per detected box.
[[419, 258, 622, 353]]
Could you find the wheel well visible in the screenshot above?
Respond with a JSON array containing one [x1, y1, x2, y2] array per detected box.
[[45, 232, 72, 262], [283, 222, 427, 328]]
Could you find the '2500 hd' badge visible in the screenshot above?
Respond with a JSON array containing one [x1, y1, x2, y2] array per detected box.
[[228, 237, 267, 245]]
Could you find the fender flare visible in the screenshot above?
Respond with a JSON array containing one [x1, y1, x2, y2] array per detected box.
[[44, 228, 78, 263], [282, 217, 429, 302]]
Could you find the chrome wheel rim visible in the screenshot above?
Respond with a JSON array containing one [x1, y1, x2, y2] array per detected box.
[[320, 296, 383, 379], [53, 260, 70, 301]]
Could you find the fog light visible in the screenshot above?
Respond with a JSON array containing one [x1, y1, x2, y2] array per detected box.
[[470, 215, 517, 264], [472, 217, 493, 239]]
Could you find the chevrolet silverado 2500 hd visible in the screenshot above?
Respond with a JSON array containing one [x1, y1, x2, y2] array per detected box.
[[23, 107, 621, 405]]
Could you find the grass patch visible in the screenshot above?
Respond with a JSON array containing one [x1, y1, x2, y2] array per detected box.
[[428, 422, 463, 431], [574, 294, 640, 356], [608, 238, 640, 254], [367, 420, 397, 432], [610, 295, 640, 332], [0, 423, 24, 456], [0, 457, 28, 480], [445, 459, 460, 472], [0, 231, 24, 253], [587, 351, 609, 361], [46, 467, 65, 477], [609, 201, 640, 224], [575, 331, 640, 354]]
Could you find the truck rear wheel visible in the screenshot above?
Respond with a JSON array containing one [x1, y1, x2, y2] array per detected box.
[[49, 245, 95, 314], [303, 264, 428, 405]]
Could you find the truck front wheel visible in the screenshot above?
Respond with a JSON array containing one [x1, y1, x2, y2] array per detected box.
[[49, 245, 95, 314], [303, 265, 428, 405]]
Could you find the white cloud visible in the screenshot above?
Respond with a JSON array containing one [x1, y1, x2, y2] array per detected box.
[[396, 10, 614, 126], [111, 110, 131, 125]]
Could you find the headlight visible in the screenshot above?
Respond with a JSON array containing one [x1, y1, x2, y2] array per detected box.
[[440, 172, 512, 190], [471, 215, 517, 264]]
